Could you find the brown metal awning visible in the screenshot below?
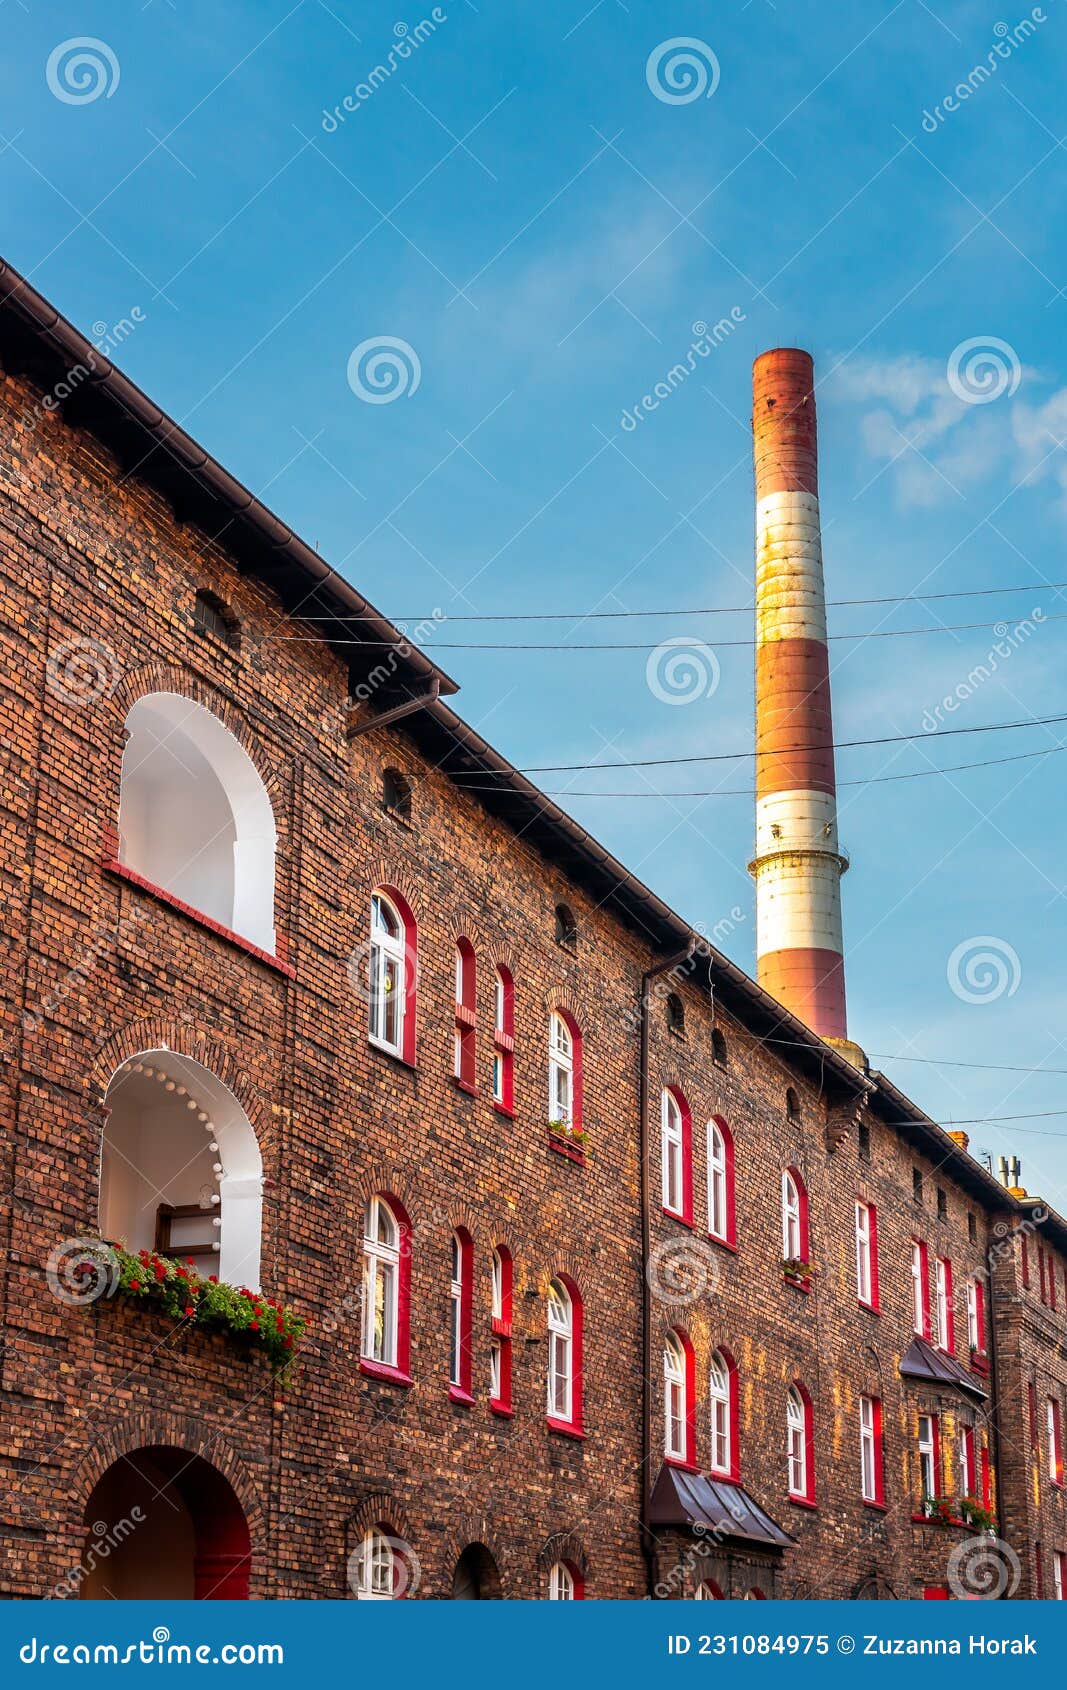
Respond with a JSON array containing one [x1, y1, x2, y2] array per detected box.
[[649, 1465, 795, 1550], [899, 1334, 988, 1400]]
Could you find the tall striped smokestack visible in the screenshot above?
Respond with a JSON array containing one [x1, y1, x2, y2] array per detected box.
[[749, 349, 863, 1066]]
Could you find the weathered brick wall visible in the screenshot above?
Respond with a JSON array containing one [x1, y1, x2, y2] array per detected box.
[[0, 360, 1040, 1601]]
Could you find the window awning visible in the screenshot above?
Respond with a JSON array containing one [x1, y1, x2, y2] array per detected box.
[[899, 1334, 988, 1400], [649, 1465, 795, 1550]]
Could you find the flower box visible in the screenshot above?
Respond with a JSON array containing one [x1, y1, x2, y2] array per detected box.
[[547, 1120, 588, 1161]]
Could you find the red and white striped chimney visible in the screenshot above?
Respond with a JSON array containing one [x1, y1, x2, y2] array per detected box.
[[749, 349, 862, 1063]]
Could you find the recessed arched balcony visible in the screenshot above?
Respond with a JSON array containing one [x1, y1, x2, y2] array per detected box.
[[116, 694, 277, 954], [99, 1051, 264, 1291]]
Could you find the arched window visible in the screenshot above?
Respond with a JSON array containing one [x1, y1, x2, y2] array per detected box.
[[787, 1382, 815, 1504], [194, 588, 240, 650], [707, 1117, 736, 1248], [547, 1276, 583, 1436], [781, 1167, 810, 1272], [744, 1587, 766, 1600], [661, 1088, 692, 1223], [361, 1195, 411, 1382], [786, 1087, 800, 1122], [664, 1330, 696, 1468], [351, 1527, 414, 1600], [708, 1348, 739, 1480], [99, 1051, 263, 1291], [449, 1228, 474, 1402], [490, 1245, 513, 1415], [381, 767, 412, 821], [548, 1010, 582, 1130], [666, 992, 685, 1036], [368, 889, 417, 1064], [454, 939, 477, 1092], [491, 965, 515, 1114], [554, 903, 577, 948], [712, 1028, 727, 1068], [695, 1579, 723, 1600], [548, 1560, 583, 1599], [115, 694, 277, 953]]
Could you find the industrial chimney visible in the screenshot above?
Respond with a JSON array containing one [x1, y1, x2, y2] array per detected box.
[[749, 349, 864, 1068]]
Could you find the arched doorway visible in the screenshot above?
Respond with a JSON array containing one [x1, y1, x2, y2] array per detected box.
[[452, 1543, 502, 1599], [99, 1051, 263, 1290], [78, 1447, 250, 1599]]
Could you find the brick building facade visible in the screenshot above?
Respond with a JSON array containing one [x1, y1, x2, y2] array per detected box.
[[0, 259, 1065, 1601]]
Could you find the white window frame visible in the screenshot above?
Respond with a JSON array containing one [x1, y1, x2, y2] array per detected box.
[[855, 1201, 872, 1304], [661, 1091, 684, 1216], [664, 1334, 687, 1460], [361, 1196, 400, 1367], [859, 1396, 877, 1502], [549, 1561, 574, 1600], [369, 893, 406, 1057], [786, 1386, 808, 1498], [547, 1279, 573, 1422], [355, 1528, 394, 1600], [449, 1232, 464, 1388], [911, 1240, 926, 1336], [1054, 1552, 1066, 1601], [490, 1246, 504, 1400], [708, 1352, 732, 1476], [707, 1121, 728, 1241], [918, 1413, 937, 1500], [966, 1278, 981, 1349], [548, 1013, 573, 1124], [782, 1170, 802, 1261], [959, 1425, 976, 1496], [492, 971, 506, 1102], [934, 1257, 950, 1350]]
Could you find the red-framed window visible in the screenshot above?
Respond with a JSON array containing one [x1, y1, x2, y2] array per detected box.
[[664, 1328, 697, 1469], [855, 1199, 879, 1310], [786, 1381, 816, 1505], [959, 1424, 977, 1499], [491, 965, 514, 1115], [966, 1276, 987, 1354], [360, 1193, 412, 1384], [934, 1256, 955, 1352], [694, 1579, 724, 1600], [781, 1167, 810, 1281], [661, 1086, 693, 1224], [911, 1239, 931, 1339], [981, 1442, 993, 1510], [368, 888, 417, 1065], [548, 1010, 583, 1130], [1055, 1551, 1066, 1601], [548, 1560, 584, 1600], [708, 1347, 740, 1481], [1049, 1397, 1063, 1487], [453, 939, 477, 1093], [918, 1412, 942, 1509], [448, 1228, 474, 1403], [860, 1394, 884, 1506], [707, 1116, 736, 1248], [547, 1274, 584, 1437], [490, 1244, 513, 1415]]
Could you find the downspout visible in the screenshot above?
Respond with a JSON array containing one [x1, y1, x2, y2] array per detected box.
[[983, 1205, 1011, 1545], [639, 940, 698, 1594]]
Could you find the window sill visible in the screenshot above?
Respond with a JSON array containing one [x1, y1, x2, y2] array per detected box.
[[862, 1498, 888, 1513], [788, 1495, 818, 1512], [367, 1037, 416, 1072], [858, 1298, 881, 1315], [448, 1384, 476, 1407], [491, 1317, 512, 1338], [490, 1401, 514, 1419], [101, 857, 295, 978], [708, 1232, 738, 1254], [661, 1207, 693, 1228], [782, 1275, 812, 1294], [546, 1417, 586, 1441], [491, 1100, 514, 1119], [547, 1136, 586, 1166], [452, 1077, 478, 1098], [665, 1456, 699, 1474], [708, 1469, 742, 1487], [359, 1358, 413, 1387]]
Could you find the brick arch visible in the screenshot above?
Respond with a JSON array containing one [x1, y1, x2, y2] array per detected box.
[[110, 664, 286, 828], [537, 1528, 589, 1580], [353, 1162, 421, 1221], [446, 911, 488, 952], [65, 1410, 266, 1547], [444, 1199, 481, 1239], [367, 861, 420, 917], [542, 987, 589, 1026], [90, 1020, 275, 1161], [440, 1514, 510, 1594], [348, 1489, 417, 1546], [488, 942, 519, 977]]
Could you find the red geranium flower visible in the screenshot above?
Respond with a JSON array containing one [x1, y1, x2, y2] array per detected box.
[[184, 1304, 195, 1317], [250, 1319, 259, 1331]]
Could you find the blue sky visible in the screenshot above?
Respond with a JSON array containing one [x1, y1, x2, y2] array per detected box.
[[5, 1, 1067, 1199]]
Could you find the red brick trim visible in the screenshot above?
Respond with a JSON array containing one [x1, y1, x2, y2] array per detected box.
[[90, 1021, 274, 1161], [102, 850, 295, 978]]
